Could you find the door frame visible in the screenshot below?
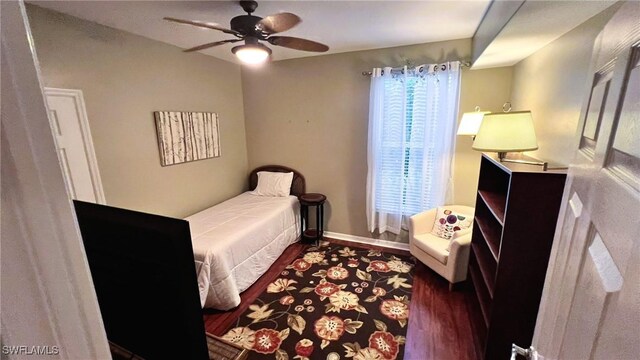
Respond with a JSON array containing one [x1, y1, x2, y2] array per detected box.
[[44, 87, 106, 204], [1, 1, 110, 358]]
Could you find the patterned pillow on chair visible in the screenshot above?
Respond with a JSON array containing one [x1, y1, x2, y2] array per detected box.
[[430, 207, 472, 240]]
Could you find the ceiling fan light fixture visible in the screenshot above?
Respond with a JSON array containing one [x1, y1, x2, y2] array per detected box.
[[232, 43, 271, 65], [166, 1, 328, 61]]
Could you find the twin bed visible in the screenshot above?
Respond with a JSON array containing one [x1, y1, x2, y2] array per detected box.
[[185, 165, 305, 310]]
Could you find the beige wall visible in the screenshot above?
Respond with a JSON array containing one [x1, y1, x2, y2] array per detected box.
[[510, 4, 619, 165], [242, 39, 512, 238], [27, 5, 248, 218], [456, 66, 513, 206]]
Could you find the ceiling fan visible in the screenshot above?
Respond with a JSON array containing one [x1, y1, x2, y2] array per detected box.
[[164, 0, 329, 64]]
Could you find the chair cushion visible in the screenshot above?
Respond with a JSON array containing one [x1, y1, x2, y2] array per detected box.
[[430, 207, 472, 240], [412, 233, 449, 264]]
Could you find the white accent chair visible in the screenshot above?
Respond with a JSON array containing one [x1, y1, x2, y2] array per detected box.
[[409, 205, 475, 290]]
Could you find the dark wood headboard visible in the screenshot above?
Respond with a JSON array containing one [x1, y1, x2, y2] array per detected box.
[[249, 165, 306, 197]]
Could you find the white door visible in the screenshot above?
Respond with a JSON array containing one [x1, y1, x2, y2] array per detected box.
[[45, 88, 105, 203], [527, 3, 640, 360], [2, 1, 110, 357]]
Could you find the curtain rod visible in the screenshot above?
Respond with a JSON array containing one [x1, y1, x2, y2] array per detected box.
[[361, 60, 471, 76]]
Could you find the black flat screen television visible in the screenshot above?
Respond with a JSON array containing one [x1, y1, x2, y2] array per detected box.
[[73, 200, 208, 360]]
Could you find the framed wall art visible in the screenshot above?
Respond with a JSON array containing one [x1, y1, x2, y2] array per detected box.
[[154, 111, 220, 166]]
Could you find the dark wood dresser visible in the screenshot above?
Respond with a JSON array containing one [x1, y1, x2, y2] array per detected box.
[[467, 154, 567, 359]]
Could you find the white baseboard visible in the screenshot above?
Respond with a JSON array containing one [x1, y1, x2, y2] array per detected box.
[[324, 231, 410, 251]]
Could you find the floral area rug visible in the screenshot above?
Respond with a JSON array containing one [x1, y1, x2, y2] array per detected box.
[[221, 241, 415, 360]]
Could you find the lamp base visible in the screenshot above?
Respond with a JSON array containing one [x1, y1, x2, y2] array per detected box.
[[497, 152, 549, 171]]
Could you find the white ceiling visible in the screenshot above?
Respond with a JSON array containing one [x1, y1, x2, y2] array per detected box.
[[30, 0, 492, 63], [472, 0, 616, 69], [29, 0, 618, 68]]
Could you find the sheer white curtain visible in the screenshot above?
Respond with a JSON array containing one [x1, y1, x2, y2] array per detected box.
[[366, 62, 461, 234]]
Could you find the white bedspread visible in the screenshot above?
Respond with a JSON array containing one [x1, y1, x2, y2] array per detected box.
[[185, 192, 300, 310]]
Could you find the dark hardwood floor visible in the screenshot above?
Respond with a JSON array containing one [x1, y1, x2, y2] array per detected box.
[[203, 238, 480, 360], [404, 258, 480, 360]]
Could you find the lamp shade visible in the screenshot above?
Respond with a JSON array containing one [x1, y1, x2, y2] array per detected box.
[[457, 111, 490, 136], [472, 111, 538, 152]]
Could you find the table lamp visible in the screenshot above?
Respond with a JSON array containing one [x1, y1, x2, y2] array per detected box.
[[472, 110, 548, 170]]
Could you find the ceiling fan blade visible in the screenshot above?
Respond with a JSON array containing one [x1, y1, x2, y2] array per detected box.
[[268, 36, 329, 52], [164, 17, 239, 36], [183, 39, 242, 53], [257, 13, 301, 34]]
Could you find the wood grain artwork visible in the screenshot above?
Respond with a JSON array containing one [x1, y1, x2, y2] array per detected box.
[[154, 111, 220, 166]]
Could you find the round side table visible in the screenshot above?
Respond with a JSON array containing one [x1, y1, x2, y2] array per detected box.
[[299, 193, 326, 245]]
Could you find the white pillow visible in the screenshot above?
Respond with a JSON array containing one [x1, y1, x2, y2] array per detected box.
[[251, 171, 294, 197]]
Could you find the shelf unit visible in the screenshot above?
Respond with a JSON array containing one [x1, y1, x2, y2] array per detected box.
[[468, 154, 567, 360]]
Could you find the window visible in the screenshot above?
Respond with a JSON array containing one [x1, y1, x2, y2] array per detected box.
[[366, 63, 460, 234]]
